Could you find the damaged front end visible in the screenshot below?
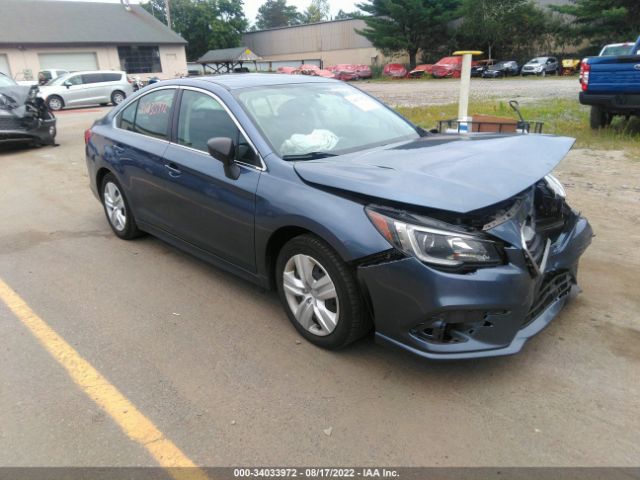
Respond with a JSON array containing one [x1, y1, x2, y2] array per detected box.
[[0, 85, 56, 147], [358, 176, 593, 359]]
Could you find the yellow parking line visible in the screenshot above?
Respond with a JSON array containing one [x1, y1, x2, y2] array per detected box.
[[0, 277, 208, 480]]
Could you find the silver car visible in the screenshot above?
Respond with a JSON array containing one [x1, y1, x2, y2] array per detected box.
[[38, 70, 133, 111], [521, 57, 560, 76]]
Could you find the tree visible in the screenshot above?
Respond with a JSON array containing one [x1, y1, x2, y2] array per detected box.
[[550, 0, 640, 48], [356, 0, 462, 68], [142, 0, 247, 61], [255, 0, 303, 29], [457, 0, 551, 60], [334, 9, 362, 20], [303, 0, 330, 23]]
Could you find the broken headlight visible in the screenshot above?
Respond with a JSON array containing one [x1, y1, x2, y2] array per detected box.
[[366, 207, 504, 268], [544, 174, 566, 198]]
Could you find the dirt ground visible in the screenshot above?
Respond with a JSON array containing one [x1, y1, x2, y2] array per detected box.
[[359, 77, 580, 107]]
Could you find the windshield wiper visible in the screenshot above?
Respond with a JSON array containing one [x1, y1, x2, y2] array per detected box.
[[282, 152, 339, 161]]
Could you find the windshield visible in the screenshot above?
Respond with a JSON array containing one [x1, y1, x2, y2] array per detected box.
[[528, 58, 545, 64], [599, 44, 634, 56], [234, 83, 420, 158], [0, 74, 17, 87]]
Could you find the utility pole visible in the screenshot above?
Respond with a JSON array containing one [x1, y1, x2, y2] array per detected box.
[[166, 0, 172, 29]]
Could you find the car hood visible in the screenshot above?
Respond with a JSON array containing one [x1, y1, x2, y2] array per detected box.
[[0, 85, 39, 118], [293, 134, 575, 213]]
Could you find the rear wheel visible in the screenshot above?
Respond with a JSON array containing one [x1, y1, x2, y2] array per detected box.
[[276, 234, 371, 350], [100, 173, 142, 239], [590, 106, 612, 129]]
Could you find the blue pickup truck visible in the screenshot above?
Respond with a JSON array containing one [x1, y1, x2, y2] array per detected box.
[[579, 36, 640, 129]]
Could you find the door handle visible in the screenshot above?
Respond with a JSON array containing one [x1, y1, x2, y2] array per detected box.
[[112, 144, 124, 154], [164, 163, 182, 177]]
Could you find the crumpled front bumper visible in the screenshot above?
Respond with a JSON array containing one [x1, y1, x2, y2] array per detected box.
[[0, 117, 56, 145], [357, 214, 593, 360]]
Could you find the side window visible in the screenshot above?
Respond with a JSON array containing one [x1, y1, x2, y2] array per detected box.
[[66, 75, 83, 86], [118, 100, 137, 131], [104, 73, 122, 82], [177, 90, 257, 165], [133, 89, 175, 140], [82, 73, 104, 84]]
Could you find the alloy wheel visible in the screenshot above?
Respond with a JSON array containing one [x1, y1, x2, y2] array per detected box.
[[282, 254, 339, 337], [48, 97, 62, 111], [103, 182, 127, 231], [113, 92, 125, 104]]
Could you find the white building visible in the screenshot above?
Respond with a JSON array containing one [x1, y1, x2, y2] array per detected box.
[[0, 0, 188, 82]]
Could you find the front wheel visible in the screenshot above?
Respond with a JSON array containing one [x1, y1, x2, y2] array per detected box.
[[100, 173, 142, 239], [276, 235, 371, 350], [111, 90, 126, 106], [47, 95, 64, 111]]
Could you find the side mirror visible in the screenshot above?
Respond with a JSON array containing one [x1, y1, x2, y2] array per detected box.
[[64, 81, 72, 89], [207, 137, 240, 180]]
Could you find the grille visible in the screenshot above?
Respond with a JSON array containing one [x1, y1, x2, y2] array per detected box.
[[524, 270, 573, 326], [0, 116, 24, 130]]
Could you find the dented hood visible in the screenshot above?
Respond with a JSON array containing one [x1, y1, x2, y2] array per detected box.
[[293, 134, 575, 213]]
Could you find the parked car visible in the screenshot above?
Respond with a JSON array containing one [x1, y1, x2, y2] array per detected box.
[[598, 42, 636, 56], [521, 57, 560, 76], [0, 72, 56, 146], [408, 64, 434, 78], [471, 59, 495, 77], [382, 63, 407, 78], [327, 64, 371, 81], [38, 70, 133, 111], [481, 60, 520, 78], [580, 36, 640, 128], [432, 56, 479, 79], [85, 74, 592, 360], [16, 69, 69, 87]]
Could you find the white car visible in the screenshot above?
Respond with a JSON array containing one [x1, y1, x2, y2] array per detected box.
[[598, 42, 637, 56], [38, 70, 133, 111], [16, 69, 69, 87]]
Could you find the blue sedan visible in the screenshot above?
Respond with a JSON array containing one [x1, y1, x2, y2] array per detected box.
[[84, 74, 592, 359]]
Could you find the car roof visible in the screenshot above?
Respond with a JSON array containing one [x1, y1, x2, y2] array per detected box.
[[177, 73, 337, 90], [65, 70, 126, 75]]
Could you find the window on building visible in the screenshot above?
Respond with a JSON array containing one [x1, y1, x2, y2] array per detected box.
[[118, 46, 162, 74]]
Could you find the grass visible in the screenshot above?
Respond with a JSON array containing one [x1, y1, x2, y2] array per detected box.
[[397, 98, 640, 154]]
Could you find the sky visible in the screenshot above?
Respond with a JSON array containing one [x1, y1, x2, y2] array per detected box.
[[51, 0, 361, 26]]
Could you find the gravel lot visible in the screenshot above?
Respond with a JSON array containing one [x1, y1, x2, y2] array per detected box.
[[0, 103, 638, 469], [358, 77, 581, 107]]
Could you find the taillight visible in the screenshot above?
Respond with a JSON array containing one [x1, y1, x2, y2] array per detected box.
[[580, 60, 590, 92], [84, 129, 92, 145]]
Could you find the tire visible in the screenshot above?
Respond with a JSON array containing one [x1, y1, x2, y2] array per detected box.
[[541, 69, 547, 77], [100, 103, 109, 106], [111, 90, 126, 106], [46, 95, 64, 111], [100, 173, 142, 240], [275, 234, 371, 350], [590, 106, 611, 129]]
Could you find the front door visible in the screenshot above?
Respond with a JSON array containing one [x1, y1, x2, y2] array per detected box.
[[159, 88, 261, 272]]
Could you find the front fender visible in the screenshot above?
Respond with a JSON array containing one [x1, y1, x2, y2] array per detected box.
[[254, 158, 391, 280]]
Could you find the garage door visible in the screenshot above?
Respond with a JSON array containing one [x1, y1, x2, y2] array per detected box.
[[38, 52, 98, 72], [0, 54, 10, 76]]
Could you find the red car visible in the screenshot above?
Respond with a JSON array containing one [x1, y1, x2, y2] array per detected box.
[[326, 64, 372, 81], [431, 56, 479, 79], [408, 64, 433, 78], [383, 63, 407, 78]]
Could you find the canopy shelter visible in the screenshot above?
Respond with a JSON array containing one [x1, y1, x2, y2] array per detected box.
[[196, 47, 262, 74]]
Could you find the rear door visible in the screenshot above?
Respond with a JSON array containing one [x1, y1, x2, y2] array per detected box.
[[109, 87, 176, 227], [79, 73, 109, 105]]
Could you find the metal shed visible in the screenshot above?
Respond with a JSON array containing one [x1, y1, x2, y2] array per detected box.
[[197, 47, 262, 74]]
